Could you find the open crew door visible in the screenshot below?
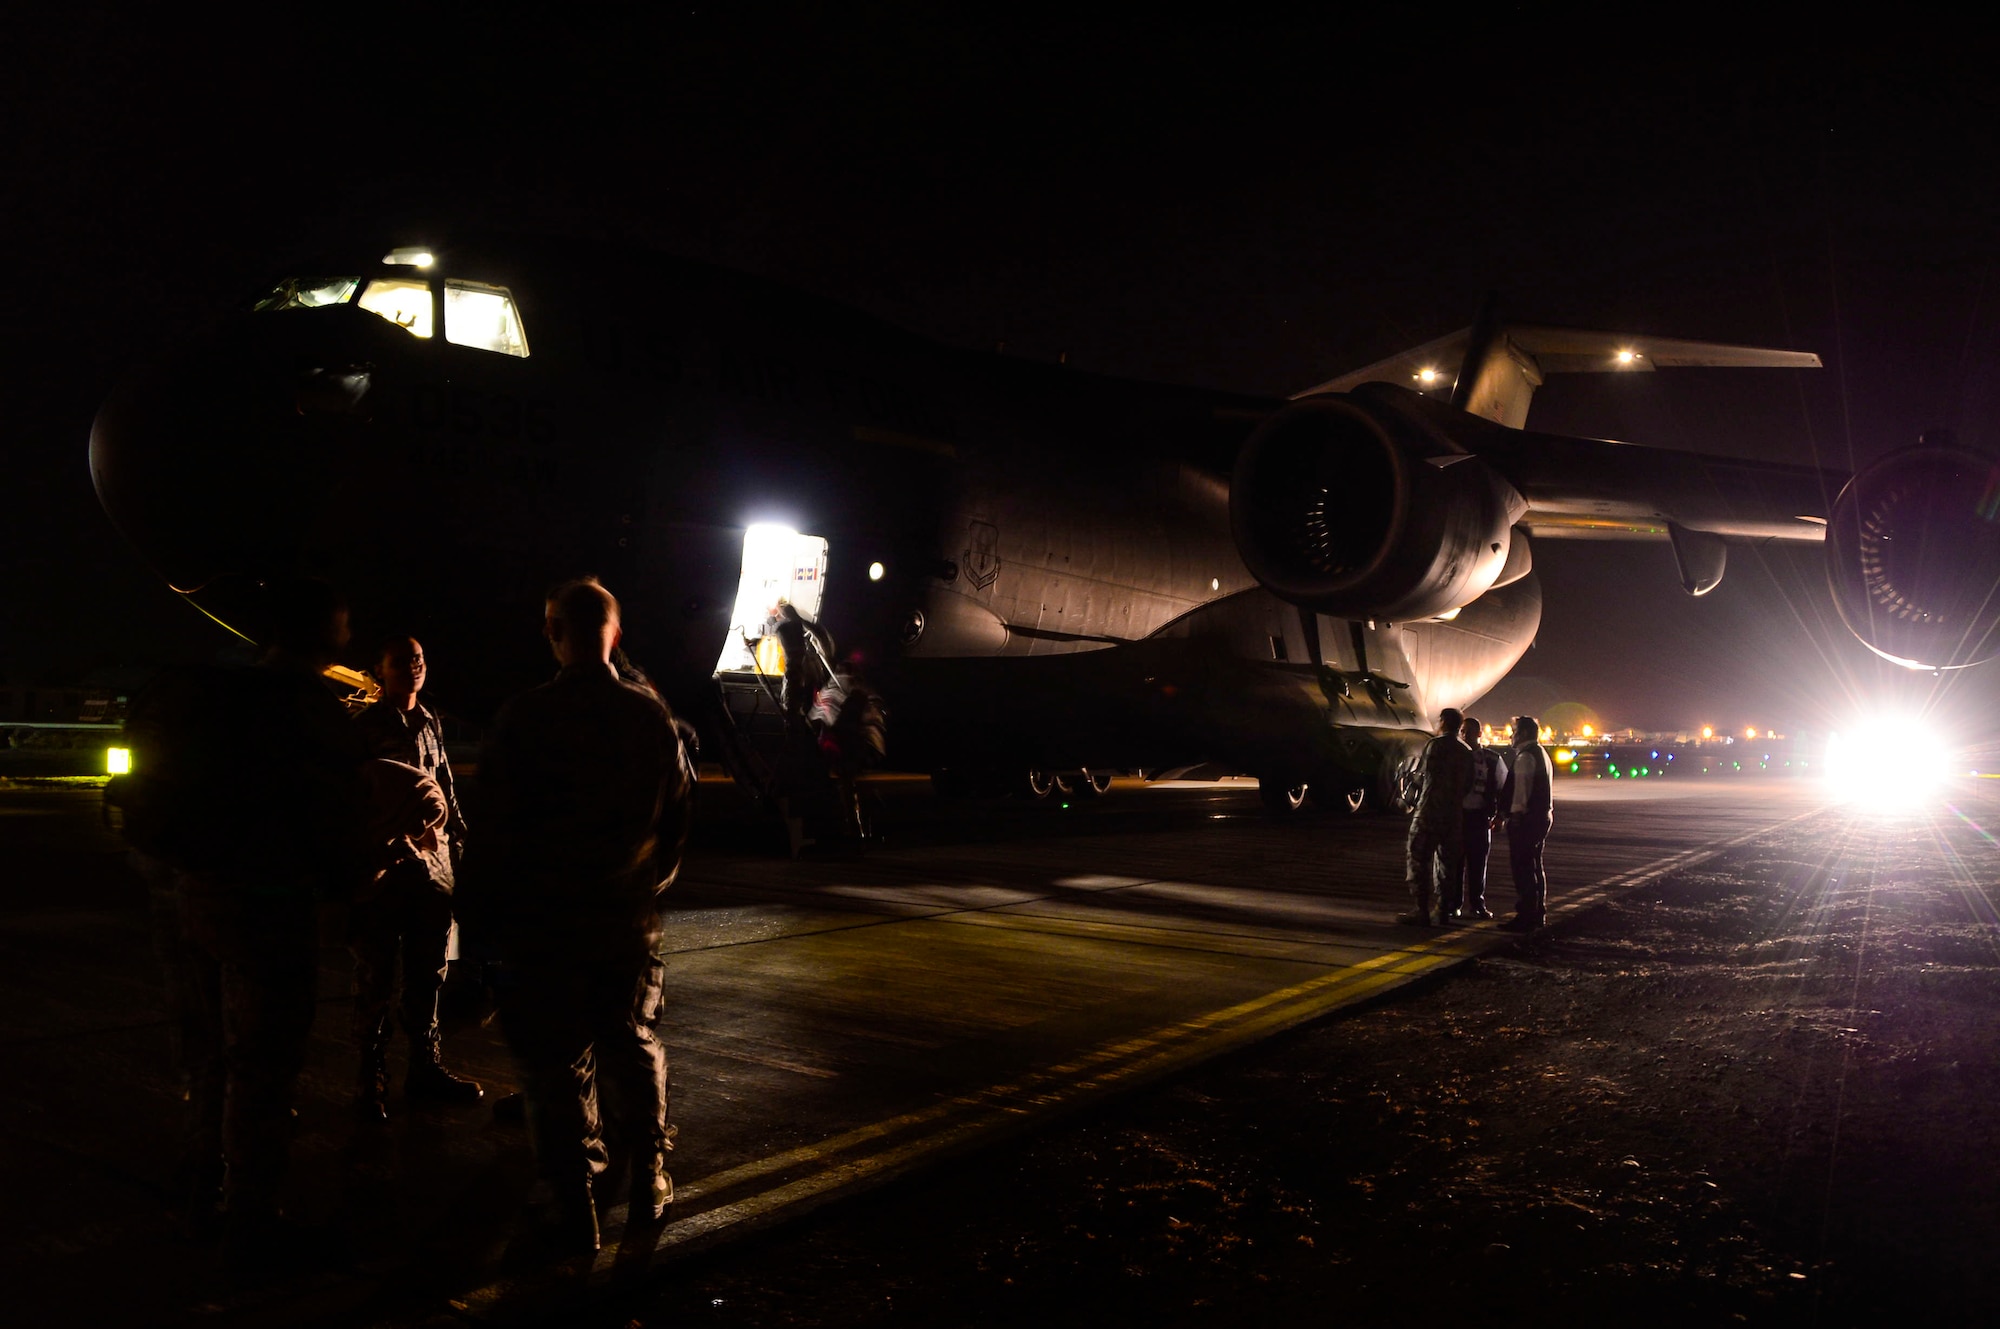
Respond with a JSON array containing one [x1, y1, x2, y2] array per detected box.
[[715, 524, 829, 676], [708, 524, 836, 851]]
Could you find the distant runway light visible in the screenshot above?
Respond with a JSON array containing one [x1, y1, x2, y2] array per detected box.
[[1616, 348, 1638, 364]]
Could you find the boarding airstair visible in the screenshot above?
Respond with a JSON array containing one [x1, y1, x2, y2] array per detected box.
[[704, 524, 855, 854], [708, 619, 845, 855]]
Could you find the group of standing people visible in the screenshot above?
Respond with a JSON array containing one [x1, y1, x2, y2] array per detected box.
[[121, 575, 691, 1273], [1402, 708, 1554, 931]]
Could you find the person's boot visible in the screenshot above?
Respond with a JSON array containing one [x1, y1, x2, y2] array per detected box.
[[629, 1125, 679, 1224], [354, 1022, 390, 1124], [405, 1029, 484, 1104]]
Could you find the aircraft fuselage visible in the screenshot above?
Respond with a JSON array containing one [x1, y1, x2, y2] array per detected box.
[[90, 236, 1543, 800]]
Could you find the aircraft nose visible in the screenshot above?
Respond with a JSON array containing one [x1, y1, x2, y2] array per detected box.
[[89, 333, 345, 594]]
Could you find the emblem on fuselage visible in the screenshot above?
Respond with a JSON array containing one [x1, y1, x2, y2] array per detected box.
[[963, 520, 1000, 591]]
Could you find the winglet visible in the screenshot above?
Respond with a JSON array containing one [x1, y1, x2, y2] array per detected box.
[[1294, 323, 1822, 429]]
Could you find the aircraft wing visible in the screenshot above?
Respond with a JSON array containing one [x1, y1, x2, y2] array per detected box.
[[1296, 324, 1823, 429], [1471, 427, 1839, 544]]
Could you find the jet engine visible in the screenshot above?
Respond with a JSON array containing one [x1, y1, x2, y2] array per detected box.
[[1230, 394, 1527, 620], [1828, 442, 2000, 669]]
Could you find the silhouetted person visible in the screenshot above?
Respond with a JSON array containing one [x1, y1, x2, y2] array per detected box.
[[1454, 716, 1506, 920], [811, 658, 888, 842], [1497, 714, 1555, 930], [773, 600, 833, 723], [458, 578, 691, 1254], [117, 670, 231, 1237], [349, 637, 481, 1119], [124, 577, 369, 1270], [1400, 707, 1472, 927]]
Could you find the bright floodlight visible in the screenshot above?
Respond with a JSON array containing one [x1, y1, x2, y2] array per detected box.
[[1615, 348, 1638, 364], [1822, 714, 1955, 810], [1416, 367, 1439, 384], [868, 561, 885, 582], [107, 747, 131, 775]]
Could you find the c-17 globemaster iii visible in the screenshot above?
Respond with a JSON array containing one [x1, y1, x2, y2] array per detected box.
[[88, 235, 2000, 823]]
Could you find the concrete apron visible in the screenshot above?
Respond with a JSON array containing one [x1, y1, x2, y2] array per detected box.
[[440, 783, 1827, 1323]]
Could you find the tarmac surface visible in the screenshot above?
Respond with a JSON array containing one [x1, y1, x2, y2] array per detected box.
[[0, 770, 1826, 1325]]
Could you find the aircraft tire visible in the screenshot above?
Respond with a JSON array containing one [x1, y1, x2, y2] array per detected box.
[[1076, 769, 1114, 797], [1376, 758, 1420, 815], [1258, 779, 1311, 814], [1333, 785, 1368, 814], [1022, 770, 1056, 800]]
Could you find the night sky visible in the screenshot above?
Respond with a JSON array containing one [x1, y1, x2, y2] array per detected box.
[[7, 8, 2000, 734]]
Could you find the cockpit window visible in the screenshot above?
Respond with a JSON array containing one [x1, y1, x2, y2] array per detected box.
[[254, 277, 360, 311], [443, 280, 530, 357], [357, 278, 434, 338]]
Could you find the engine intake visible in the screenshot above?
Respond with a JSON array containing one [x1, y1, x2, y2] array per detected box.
[[1828, 443, 2000, 669], [1230, 395, 1525, 620]]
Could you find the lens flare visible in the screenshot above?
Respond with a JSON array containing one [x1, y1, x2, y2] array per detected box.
[[1822, 715, 1955, 810]]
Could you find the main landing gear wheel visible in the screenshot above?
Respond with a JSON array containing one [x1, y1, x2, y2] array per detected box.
[[1378, 757, 1420, 814], [1259, 779, 1310, 814], [1076, 769, 1114, 796], [1023, 770, 1056, 800], [1340, 786, 1367, 814]]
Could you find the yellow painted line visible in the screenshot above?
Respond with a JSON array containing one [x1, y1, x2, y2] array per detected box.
[[452, 803, 1833, 1318], [670, 806, 1830, 1201], [657, 934, 1455, 1216], [934, 904, 1387, 963], [670, 805, 1827, 1210]]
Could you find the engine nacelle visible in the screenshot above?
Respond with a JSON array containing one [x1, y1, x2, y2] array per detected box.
[[1829, 444, 2000, 670], [1230, 394, 1526, 620]]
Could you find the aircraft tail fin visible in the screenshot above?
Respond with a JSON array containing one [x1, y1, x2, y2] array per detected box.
[[1294, 321, 1821, 429]]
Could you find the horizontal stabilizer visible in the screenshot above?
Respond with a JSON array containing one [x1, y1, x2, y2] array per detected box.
[[1295, 324, 1822, 428]]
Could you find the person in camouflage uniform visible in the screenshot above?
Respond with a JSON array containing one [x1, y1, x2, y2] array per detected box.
[[1400, 706, 1473, 927], [457, 578, 692, 1255], [349, 636, 481, 1119]]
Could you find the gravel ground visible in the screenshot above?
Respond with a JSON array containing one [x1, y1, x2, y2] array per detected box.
[[604, 805, 2000, 1327]]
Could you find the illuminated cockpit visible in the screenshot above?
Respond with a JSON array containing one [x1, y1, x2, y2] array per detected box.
[[251, 252, 530, 357], [442, 280, 529, 356], [357, 278, 434, 337], [253, 277, 359, 311]]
